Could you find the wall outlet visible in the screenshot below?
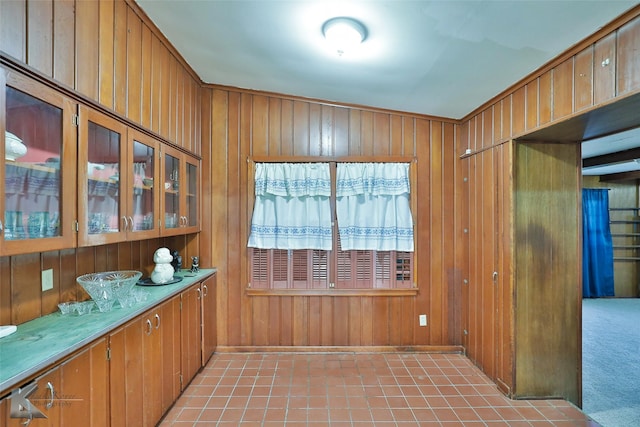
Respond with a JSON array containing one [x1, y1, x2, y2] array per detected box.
[[42, 269, 54, 292], [419, 314, 427, 326]]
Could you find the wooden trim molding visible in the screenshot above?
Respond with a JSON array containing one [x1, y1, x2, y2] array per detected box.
[[215, 345, 465, 354]]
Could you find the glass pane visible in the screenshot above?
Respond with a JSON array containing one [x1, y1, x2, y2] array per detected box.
[[186, 162, 197, 226], [132, 140, 154, 231], [164, 153, 179, 229], [5, 87, 62, 240], [87, 121, 121, 234]]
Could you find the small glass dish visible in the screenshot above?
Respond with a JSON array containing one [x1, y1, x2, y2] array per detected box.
[[94, 299, 115, 313], [75, 301, 95, 315], [58, 302, 75, 315], [131, 288, 149, 304]]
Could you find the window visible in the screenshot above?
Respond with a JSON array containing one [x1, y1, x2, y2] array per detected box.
[[248, 160, 416, 294]]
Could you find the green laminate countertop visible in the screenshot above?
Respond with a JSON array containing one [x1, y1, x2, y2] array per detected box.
[[0, 268, 216, 395]]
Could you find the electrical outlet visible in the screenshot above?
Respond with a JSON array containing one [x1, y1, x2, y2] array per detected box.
[[42, 269, 54, 292], [419, 314, 427, 326]]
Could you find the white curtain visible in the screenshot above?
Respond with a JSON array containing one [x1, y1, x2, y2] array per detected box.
[[336, 163, 414, 251], [248, 163, 332, 250]]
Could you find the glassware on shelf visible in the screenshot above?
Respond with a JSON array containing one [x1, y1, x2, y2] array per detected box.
[[4, 210, 25, 240], [27, 211, 49, 239]]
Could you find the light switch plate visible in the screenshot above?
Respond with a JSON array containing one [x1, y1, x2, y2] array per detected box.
[[42, 269, 54, 292]]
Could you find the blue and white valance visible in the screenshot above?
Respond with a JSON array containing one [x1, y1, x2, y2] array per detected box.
[[336, 163, 414, 252], [248, 163, 332, 250]]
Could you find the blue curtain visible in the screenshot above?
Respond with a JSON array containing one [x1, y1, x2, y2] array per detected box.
[[582, 189, 615, 298]]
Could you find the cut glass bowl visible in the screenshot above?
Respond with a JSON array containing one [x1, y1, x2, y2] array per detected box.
[[76, 270, 142, 312]]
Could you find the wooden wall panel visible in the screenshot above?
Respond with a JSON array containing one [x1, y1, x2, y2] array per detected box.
[[511, 88, 525, 136], [514, 142, 580, 403], [0, 0, 26, 62], [594, 32, 617, 105], [538, 71, 552, 125], [27, 0, 53, 76], [53, 0, 75, 88], [574, 47, 594, 111], [98, 0, 115, 109], [552, 58, 574, 120], [617, 18, 640, 96], [525, 81, 537, 130], [75, 0, 100, 100], [204, 87, 459, 349], [126, 7, 142, 124]]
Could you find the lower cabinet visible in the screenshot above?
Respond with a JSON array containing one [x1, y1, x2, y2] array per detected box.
[[109, 297, 181, 427], [2, 273, 216, 427], [180, 283, 203, 387], [201, 273, 217, 365], [3, 338, 109, 427]]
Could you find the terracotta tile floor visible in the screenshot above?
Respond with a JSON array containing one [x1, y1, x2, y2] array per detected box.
[[159, 352, 600, 426]]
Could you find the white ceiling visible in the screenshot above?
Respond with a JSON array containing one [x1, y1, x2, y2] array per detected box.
[[135, 0, 640, 175]]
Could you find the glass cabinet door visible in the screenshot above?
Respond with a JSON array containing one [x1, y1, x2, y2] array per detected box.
[[78, 106, 128, 246], [184, 157, 199, 232], [1, 70, 77, 255], [163, 150, 180, 232], [126, 129, 160, 238], [161, 146, 199, 236]]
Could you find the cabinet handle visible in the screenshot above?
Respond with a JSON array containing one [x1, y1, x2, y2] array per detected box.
[[196, 287, 201, 300], [145, 319, 152, 336], [202, 284, 208, 297], [128, 217, 134, 230], [155, 313, 161, 329], [46, 381, 55, 409], [122, 216, 128, 231]]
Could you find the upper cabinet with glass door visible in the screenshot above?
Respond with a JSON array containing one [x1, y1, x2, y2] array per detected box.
[[77, 106, 128, 246], [1, 69, 77, 255], [161, 145, 199, 236], [77, 107, 162, 246]]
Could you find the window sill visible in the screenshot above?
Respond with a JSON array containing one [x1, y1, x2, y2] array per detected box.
[[246, 288, 418, 297]]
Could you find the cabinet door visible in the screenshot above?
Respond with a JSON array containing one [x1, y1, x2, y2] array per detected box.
[[161, 147, 181, 235], [78, 105, 128, 246], [4, 338, 108, 427], [1, 68, 77, 255], [109, 318, 144, 427], [161, 145, 200, 236], [183, 155, 199, 233], [201, 274, 217, 365], [125, 129, 160, 239], [159, 297, 181, 414], [181, 283, 202, 387]]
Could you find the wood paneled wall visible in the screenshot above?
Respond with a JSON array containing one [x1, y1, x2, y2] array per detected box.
[[459, 6, 640, 404], [0, 0, 202, 325], [0, 234, 199, 325], [201, 88, 463, 348], [0, 0, 201, 154]]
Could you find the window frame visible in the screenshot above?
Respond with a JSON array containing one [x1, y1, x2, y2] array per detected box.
[[246, 156, 418, 297]]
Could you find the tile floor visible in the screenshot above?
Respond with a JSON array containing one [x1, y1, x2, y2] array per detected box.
[[159, 352, 600, 426]]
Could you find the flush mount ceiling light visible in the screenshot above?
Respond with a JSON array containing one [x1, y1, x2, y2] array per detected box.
[[322, 17, 367, 56]]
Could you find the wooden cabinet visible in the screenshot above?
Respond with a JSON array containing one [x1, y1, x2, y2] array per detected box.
[[201, 273, 217, 365], [180, 283, 202, 387], [4, 338, 108, 427], [1, 67, 77, 255], [1, 66, 199, 254], [109, 297, 180, 427], [161, 145, 199, 236], [77, 109, 163, 246], [77, 105, 128, 246]]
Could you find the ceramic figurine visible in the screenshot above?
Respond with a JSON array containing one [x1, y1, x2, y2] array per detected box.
[[190, 256, 199, 273], [151, 247, 175, 284], [171, 250, 182, 271]]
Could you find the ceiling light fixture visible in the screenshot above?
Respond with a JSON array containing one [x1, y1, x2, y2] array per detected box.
[[322, 17, 367, 56]]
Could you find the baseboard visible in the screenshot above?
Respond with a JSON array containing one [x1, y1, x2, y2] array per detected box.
[[214, 345, 465, 354]]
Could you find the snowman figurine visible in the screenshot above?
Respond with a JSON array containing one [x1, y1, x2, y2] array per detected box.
[[151, 247, 175, 284]]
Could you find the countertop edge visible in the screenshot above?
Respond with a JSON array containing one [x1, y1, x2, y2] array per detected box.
[[0, 269, 216, 396]]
